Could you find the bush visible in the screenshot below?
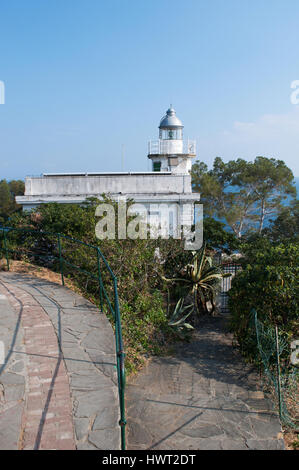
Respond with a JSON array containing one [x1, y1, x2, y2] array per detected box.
[[6, 198, 240, 372], [6, 198, 190, 373], [228, 240, 299, 362]]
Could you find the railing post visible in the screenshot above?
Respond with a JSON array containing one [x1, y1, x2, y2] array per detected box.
[[57, 233, 64, 286], [275, 325, 283, 421], [96, 248, 104, 312], [113, 277, 126, 451], [3, 229, 10, 271]]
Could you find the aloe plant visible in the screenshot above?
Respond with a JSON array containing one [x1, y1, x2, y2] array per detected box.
[[168, 297, 194, 338], [163, 242, 231, 315]]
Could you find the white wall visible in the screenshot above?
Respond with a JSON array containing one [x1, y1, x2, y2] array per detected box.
[[24, 173, 193, 196]]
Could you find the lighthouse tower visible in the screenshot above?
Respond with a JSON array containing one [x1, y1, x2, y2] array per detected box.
[[148, 106, 196, 174]]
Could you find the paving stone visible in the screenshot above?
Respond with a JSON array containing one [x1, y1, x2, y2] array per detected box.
[[126, 316, 285, 451], [246, 439, 285, 450], [192, 439, 223, 450], [10, 361, 25, 374], [221, 420, 255, 440], [93, 406, 119, 430], [180, 423, 224, 439], [220, 439, 249, 450], [127, 420, 153, 446], [0, 273, 120, 451], [0, 372, 25, 386], [88, 428, 120, 450], [74, 389, 116, 418], [0, 402, 23, 449], [245, 398, 273, 411], [76, 441, 98, 450], [70, 373, 113, 392], [74, 417, 90, 441], [82, 330, 115, 355], [249, 415, 283, 438], [4, 384, 25, 402]]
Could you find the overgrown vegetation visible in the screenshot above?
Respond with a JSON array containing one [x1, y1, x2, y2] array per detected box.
[[227, 223, 299, 442], [0, 179, 24, 224], [2, 198, 223, 373], [192, 156, 297, 238], [228, 240, 299, 363], [162, 242, 230, 316], [2, 196, 233, 372], [227, 189, 299, 362]]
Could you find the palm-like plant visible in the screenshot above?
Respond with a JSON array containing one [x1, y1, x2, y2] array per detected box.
[[163, 242, 231, 315], [168, 297, 194, 338]]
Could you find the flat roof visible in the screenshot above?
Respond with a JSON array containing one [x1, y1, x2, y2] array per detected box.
[[41, 172, 172, 177]]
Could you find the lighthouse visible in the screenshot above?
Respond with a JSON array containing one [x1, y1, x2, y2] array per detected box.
[[148, 106, 196, 174], [17, 105, 200, 234]]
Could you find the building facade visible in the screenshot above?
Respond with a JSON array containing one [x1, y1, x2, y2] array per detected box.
[[16, 106, 200, 227]]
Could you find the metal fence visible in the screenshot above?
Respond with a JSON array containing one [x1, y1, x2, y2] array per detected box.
[[0, 226, 127, 450], [252, 309, 298, 430], [216, 257, 298, 428], [219, 262, 242, 314]]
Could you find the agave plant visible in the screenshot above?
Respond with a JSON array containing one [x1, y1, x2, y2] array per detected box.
[[168, 297, 194, 338], [163, 242, 231, 315]]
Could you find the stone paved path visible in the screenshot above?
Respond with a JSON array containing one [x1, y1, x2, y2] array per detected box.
[[0, 272, 120, 450], [126, 316, 285, 450]]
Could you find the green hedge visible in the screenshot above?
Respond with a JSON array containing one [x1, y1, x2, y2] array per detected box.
[[228, 240, 299, 363]]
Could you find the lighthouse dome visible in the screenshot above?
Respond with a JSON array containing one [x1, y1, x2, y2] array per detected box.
[[159, 106, 183, 129]]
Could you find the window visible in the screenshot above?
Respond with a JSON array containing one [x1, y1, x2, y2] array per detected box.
[[153, 161, 161, 172]]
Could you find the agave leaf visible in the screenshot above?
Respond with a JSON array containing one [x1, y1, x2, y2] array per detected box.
[[169, 299, 194, 326], [171, 298, 184, 321], [201, 274, 222, 284], [180, 303, 194, 313], [184, 323, 194, 330], [169, 310, 192, 326]]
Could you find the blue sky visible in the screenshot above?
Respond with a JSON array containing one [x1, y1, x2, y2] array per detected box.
[[1, 0, 299, 179]]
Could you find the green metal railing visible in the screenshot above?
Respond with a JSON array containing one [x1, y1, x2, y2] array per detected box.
[[251, 308, 298, 430], [0, 226, 126, 449]]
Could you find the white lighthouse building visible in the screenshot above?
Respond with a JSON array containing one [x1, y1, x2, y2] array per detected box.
[[148, 106, 196, 174], [16, 106, 200, 228]]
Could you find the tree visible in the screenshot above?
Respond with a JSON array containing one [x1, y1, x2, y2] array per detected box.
[[0, 179, 25, 223], [192, 158, 257, 238], [203, 216, 239, 253], [9, 180, 25, 199], [0, 179, 13, 222], [247, 157, 296, 233], [192, 157, 297, 238], [263, 199, 299, 243]]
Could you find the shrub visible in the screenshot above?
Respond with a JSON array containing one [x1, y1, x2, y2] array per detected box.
[[228, 240, 299, 362], [6, 198, 190, 373]]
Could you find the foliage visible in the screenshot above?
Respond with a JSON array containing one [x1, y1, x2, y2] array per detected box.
[[192, 156, 297, 238], [263, 199, 299, 244], [5, 197, 194, 373], [0, 179, 24, 224], [162, 243, 229, 315], [168, 298, 194, 339], [203, 216, 239, 253], [228, 239, 299, 362]]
